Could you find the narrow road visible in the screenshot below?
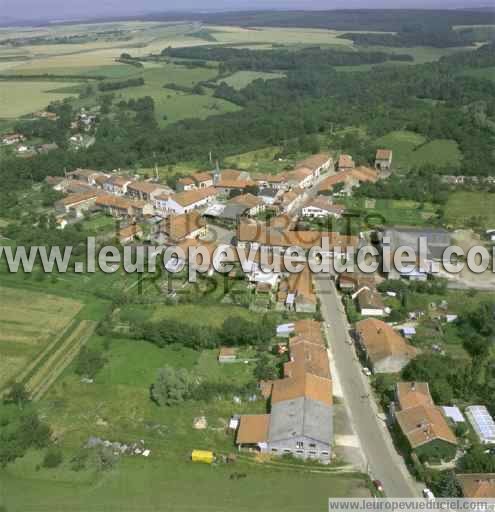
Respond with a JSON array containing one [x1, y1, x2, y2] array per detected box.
[[314, 273, 421, 497]]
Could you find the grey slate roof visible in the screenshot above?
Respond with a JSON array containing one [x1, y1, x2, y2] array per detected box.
[[383, 227, 451, 261], [220, 204, 249, 220], [268, 397, 332, 445]]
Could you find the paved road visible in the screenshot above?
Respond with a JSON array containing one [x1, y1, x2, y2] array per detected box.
[[314, 273, 421, 498]]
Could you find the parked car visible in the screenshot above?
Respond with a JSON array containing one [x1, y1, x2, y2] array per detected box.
[[372, 480, 384, 493], [362, 367, 372, 377], [423, 488, 435, 500]]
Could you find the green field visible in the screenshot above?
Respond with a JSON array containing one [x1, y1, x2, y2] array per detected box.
[[444, 191, 495, 229], [111, 64, 240, 126], [218, 70, 285, 90], [373, 131, 462, 169], [0, 333, 369, 511], [460, 66, 495, 82], [362, 45, 475, 64], [342, 198, 438, 227], [119, 303, 257, 327], [0, 80, 80, 117]]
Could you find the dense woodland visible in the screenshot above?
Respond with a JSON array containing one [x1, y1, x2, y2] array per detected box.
[[136, 9, 495, 34], [162, 46, 412, 72]]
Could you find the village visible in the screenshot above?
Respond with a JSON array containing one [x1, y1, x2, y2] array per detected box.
[[32, 144, 495, 500]]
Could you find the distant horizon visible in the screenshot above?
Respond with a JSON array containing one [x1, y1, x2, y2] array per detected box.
[[1, 2, 494, 27]]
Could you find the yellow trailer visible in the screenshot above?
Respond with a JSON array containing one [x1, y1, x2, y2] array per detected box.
[[191, 450, 215, 464]]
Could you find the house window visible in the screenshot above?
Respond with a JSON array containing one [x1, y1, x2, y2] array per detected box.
[[296, 441, 304, 449], [309, 451, 317, 455], [321, 451, 329, 456], [296, 450, 304, 454], [283, 449, 292, 454], [271, 448, 278, 453], [309, 443, 316, 448]]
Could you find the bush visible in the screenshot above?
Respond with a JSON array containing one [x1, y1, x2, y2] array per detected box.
[[74, 347, 106, 378], [42, 448, 63, 469]]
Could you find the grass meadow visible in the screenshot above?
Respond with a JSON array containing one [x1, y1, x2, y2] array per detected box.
[[373, 130, 462, 169], [0, 314, 369, 511], [217, 70, 285, 90], [0, 80, 80, 118], [444, 191, 495, 230]]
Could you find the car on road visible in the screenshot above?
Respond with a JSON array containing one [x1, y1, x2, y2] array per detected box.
[[362, 367, 372, 377], [372, 480, 384, 493]]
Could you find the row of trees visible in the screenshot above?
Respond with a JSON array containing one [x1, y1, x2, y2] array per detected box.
[[130, 314, 278, 351], [150, 365, 260, 406]]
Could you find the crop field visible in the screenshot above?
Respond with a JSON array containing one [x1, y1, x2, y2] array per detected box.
[[218, 70, 285, 90], [208, 25, 356, 48], [0, 286, 82, 389], [0, 80, 80, 117], [373, 130, 462, 169], [1, 336, 370, 511], [444, 191, 495, 230]]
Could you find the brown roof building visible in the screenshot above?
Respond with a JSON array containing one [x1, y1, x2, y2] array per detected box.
[[296, 153, 332, 173], [236, 321, 333, 462], [396, 382, 434, 411], [355, 318, 417, 373], [337, 154, 355, 171], [236, 414, 270, 445], [293, 319, 324, 346], [395, 404, 457, 449], [271, 373, 332, 407], [158, 211, 206, 243], [394, 381, 457, 460], [457, 474, 495, 498]]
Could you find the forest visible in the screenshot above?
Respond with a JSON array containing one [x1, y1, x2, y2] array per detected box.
[[162, 45, 411, 73], [141, 9, 495, 33]]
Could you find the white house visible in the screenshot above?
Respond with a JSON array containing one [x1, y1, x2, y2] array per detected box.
[[375, 149, 393, 171], [103, 176, 132, 196], [286, 167, 314, 189], [354, 287, 385, 317], [155, 187, 217, 215], [302, 196, 345, 219], [296, 153, 332, 178]]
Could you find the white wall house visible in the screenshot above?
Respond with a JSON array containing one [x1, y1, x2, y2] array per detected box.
[[154, 188, 217, 215]]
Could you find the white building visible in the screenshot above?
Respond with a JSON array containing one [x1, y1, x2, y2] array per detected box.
[[154, 187, 217, 215]]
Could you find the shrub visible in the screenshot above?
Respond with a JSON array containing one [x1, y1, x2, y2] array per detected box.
[[42, 448, 63, 468]]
